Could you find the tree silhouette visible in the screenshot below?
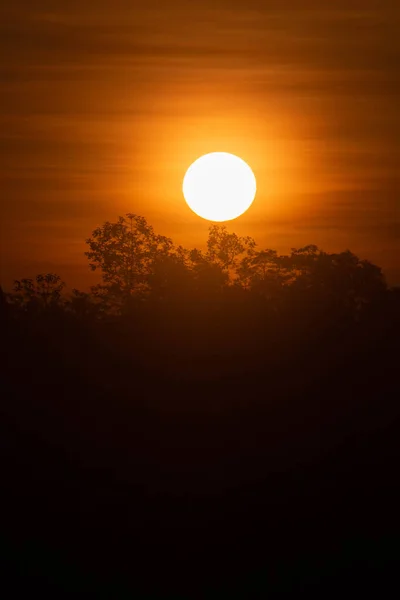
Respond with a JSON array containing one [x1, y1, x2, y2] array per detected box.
[[10, 273, 65, 312], [81, 213, 389, 319], [237, 248, 291, 298], [85, 214, 174, 308], [206, 225, 255, 272], [84, 219, 256, 306], [288, 247, 386, 298], [148, 246, 194, 303], [187, 247, 228, 298]]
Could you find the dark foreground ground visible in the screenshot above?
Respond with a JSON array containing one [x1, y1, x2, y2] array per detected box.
[[1, 299, 399, 597]]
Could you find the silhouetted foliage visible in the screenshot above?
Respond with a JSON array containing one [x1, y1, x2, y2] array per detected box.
[[9, 273, 65, 312], [80, 214, 388, 320], [2, 213, 399, 596], [206, 224, 255, 270], [85, 214, 173, 308]]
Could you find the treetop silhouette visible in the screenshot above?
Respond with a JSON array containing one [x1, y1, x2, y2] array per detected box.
[[4, 213, 389, 321]]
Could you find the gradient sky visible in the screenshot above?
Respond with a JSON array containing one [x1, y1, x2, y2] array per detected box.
[[1, 0, 399, 289]]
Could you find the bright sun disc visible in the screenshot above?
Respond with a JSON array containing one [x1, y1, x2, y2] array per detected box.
[[183, 152, 257, 222]]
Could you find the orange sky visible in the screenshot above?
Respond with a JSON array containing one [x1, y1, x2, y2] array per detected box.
[[1, 1, 399, 289]]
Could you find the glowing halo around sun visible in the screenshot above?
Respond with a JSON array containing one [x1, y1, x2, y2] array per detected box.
[[182, 152, 257, 222]]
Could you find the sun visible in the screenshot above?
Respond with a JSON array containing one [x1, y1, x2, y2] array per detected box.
[[182, 152, 257, 222]]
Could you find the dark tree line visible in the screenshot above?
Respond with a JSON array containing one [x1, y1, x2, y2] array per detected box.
[[1, 213, 400, 596], [3, 213, 391, 321]]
